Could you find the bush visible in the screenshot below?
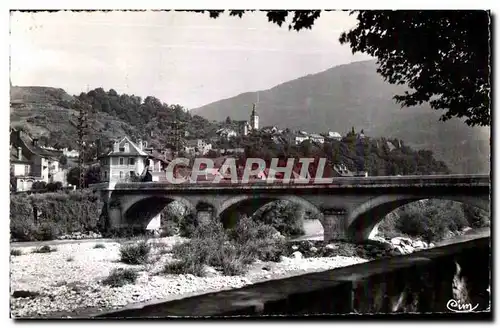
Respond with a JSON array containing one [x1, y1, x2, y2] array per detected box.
[[230, 216, 286, 262], [462, 204, 490, 229], [164, 260, 205, 276], [179, 212, 198, 238], [119, 241, 151, 264], [392, 200, 470, 242], [46, 182, 63, 192], [172, 221, 227, 267], [10, 249, 23, 256], [102, 268, 138, 287], [10, 190, 103, 241], [169, 217, 284, 277], [160, 220, 178, 237], [32, 245, 56, 253], [253, 201, 305, 238], [94, 243, 106, 249]]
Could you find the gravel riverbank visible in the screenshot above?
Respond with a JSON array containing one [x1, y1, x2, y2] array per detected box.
[[10, 236, 366, 318]]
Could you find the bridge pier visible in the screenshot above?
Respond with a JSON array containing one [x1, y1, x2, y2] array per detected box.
[[320, 207, 350, 242], [195, 202, 216, 225]]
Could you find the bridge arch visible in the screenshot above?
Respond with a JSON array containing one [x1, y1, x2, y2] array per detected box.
[[347, 194, 490, 241], [120, 194, 195, 229], [217, 194, 321, 231]]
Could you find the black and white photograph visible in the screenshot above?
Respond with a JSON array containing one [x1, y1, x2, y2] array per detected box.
[[6, 4, 492, 320]]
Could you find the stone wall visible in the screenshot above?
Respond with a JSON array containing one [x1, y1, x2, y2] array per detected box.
[[95, 235, 490, 318]]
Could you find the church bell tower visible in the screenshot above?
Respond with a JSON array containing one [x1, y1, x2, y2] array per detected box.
[[250, 103, 259, 130]]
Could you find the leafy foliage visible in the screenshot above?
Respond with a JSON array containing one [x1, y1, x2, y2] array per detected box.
[[102, 268, 139, 287], [378, 200, 478, 242], [339, 11, 490, 127], [10, 190, 103, 241], [253, 201, 306, 238], [67, 166, 101, 187], [169, 217, 285, 277], [119, 241, 152, 265], [10, 249, 23, 256], [32, 245, 57, 254]]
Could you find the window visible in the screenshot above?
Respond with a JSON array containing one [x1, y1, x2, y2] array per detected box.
[[119, 147, 125, 152], [124, 143, 130, 152], [128, 158, 135, 165], [25, 165, 30, 175], [119, 157, 124, 165], [119, 171, 123, 179], [130, 171, 135, 177], [104, 171, 108, 179]]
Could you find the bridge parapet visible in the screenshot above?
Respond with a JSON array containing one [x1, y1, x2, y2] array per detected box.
[[96, 174, 490, 192]]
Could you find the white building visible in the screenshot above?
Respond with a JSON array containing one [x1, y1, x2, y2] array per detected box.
[[309, 133, 325, 144], [216, 128, 238, 140], [327, 131, 343, 141], [99, 136, 148, 182]]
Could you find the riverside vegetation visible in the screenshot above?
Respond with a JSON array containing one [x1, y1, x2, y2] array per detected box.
[[10, 189, 489, 245]]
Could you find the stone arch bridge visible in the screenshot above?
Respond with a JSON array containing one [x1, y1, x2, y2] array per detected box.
[[92, 175, 490, 242]]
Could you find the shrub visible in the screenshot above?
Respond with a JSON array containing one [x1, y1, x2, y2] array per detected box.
[[119, 241, 151, 264], [179, 212, 198, 238], [66, 256, 74, 262], [462, 204, 490, 229], [32, 245, 56, 253], [393, 200, 470, 242], [172, 221, 227, 267], [230, 216, 286, 262], [102, 268, 138, 287], [33, 222, 60, 241], [94, 243, 106, 249], [160, 220, 178, 237], [377, 200, 478, 243], [10, 190, 103, 241], [169, 217, 284, 277], [253, 201, 305, 238], [164, 260, 205, 276], [10, 249, 23, 256]]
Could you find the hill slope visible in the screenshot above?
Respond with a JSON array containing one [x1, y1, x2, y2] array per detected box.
[[191, 60, 490, 174], [10, 86, 141, 150]]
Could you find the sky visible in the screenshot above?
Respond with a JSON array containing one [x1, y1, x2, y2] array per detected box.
[[10, 10, 372, 109]]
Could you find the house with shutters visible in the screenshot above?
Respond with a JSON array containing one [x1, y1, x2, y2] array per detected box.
[[10, 128, 65, 192], [99, 136, 149, 182]]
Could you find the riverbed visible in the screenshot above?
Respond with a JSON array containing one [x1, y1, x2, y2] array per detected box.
[[10, 236, 366, 318]]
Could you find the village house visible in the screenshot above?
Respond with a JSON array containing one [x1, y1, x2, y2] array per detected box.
[[294, 131, 310, 145], [10, 128, 66, 192], [216, 128, 238, 140], [309, 133, 325, 144], [325, 131, 343, 141], [99, 136, 149, 182]]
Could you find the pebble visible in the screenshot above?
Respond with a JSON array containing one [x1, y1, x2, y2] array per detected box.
[[10, 236, 366, 318]]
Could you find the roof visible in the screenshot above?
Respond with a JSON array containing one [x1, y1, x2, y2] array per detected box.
[[328, 131, 342, 138], [104, 136, 148, 157], [309, 134, 324, 139], [10, 146, 31, 163], [11, 129, 62, 159], [145, 149, 170, 163]]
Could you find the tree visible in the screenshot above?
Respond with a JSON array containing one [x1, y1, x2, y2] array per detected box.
[[339, 11, 490, 127], [199, 10, 490, 126], [225, 116, 232, 124], [58, 155, 68, 167]]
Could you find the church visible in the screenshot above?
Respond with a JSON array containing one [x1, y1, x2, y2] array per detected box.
[[239, 103, 259, 136]]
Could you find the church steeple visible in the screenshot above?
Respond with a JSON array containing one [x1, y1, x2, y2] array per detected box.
[[250, 103, 259, 130]]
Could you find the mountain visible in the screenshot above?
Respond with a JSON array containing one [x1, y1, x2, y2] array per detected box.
[[191, 60, 490, 174], [10, 86, 142, 151]]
